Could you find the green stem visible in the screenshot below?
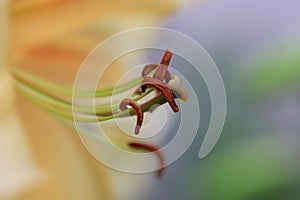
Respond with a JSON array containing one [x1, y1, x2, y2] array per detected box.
[[14, 77, 115, 114], [12, 67, 164, 123], [17, 82, 168, 123], [11, 67, 143, 97], [14, 75, 154, 114]]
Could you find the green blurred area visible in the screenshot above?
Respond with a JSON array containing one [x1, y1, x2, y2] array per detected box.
[[187, 32, 300, 200], [245, 38, 300, 98]]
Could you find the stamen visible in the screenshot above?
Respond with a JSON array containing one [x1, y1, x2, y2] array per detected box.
[[128, 141, 165, 178], [153, 50, 173, 81], [141, 76, 179, 112], [159, 49, 172, 66], [119, 99, 143, 134]]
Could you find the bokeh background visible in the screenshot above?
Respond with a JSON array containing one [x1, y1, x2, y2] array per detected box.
[[1, 0, 300, 199]]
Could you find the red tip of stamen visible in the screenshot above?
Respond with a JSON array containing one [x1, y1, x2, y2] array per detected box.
[[160, 49, 172, 66], [119, 99, 144, 135]]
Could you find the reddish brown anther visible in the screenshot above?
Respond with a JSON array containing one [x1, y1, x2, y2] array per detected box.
[[119, 49, 184, 178], [153, 50, 172, 81], [159, 49, 172, 66], [119, 99, 143, 134], [141, 76, 179, 112], [140, 50, 178, 112], [128, 141, 165, 178]]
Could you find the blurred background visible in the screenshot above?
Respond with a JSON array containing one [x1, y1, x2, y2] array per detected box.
[[1, 0, 300, 199]]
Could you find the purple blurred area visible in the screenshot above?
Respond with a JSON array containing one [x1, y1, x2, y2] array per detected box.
[[166, 0, 300, 62]]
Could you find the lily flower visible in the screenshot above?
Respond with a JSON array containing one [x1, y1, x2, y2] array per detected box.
[[10, 49, 188, 178]]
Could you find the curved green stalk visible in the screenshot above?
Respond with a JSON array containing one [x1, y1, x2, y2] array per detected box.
[[12, 67, 164, 124], [14, 75, 154, 115], [16, 81, 168, 123], [14, 78, 116, 114], [11, 67, 143, 97]]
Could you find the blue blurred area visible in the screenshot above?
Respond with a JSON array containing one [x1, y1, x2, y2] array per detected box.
[[143, 0, 300, 199]]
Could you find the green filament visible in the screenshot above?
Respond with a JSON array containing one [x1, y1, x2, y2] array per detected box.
[[12, 67, 163, 123]]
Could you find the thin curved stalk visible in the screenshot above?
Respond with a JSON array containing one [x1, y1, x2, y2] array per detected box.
[[11, 67, 143, 97], [13, 74, 154, 115], [14, 78, 115, 114], [17, 82, 169, 123]]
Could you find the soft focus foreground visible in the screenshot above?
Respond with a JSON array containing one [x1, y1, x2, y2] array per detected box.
[[1, 0, 300, 200]]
